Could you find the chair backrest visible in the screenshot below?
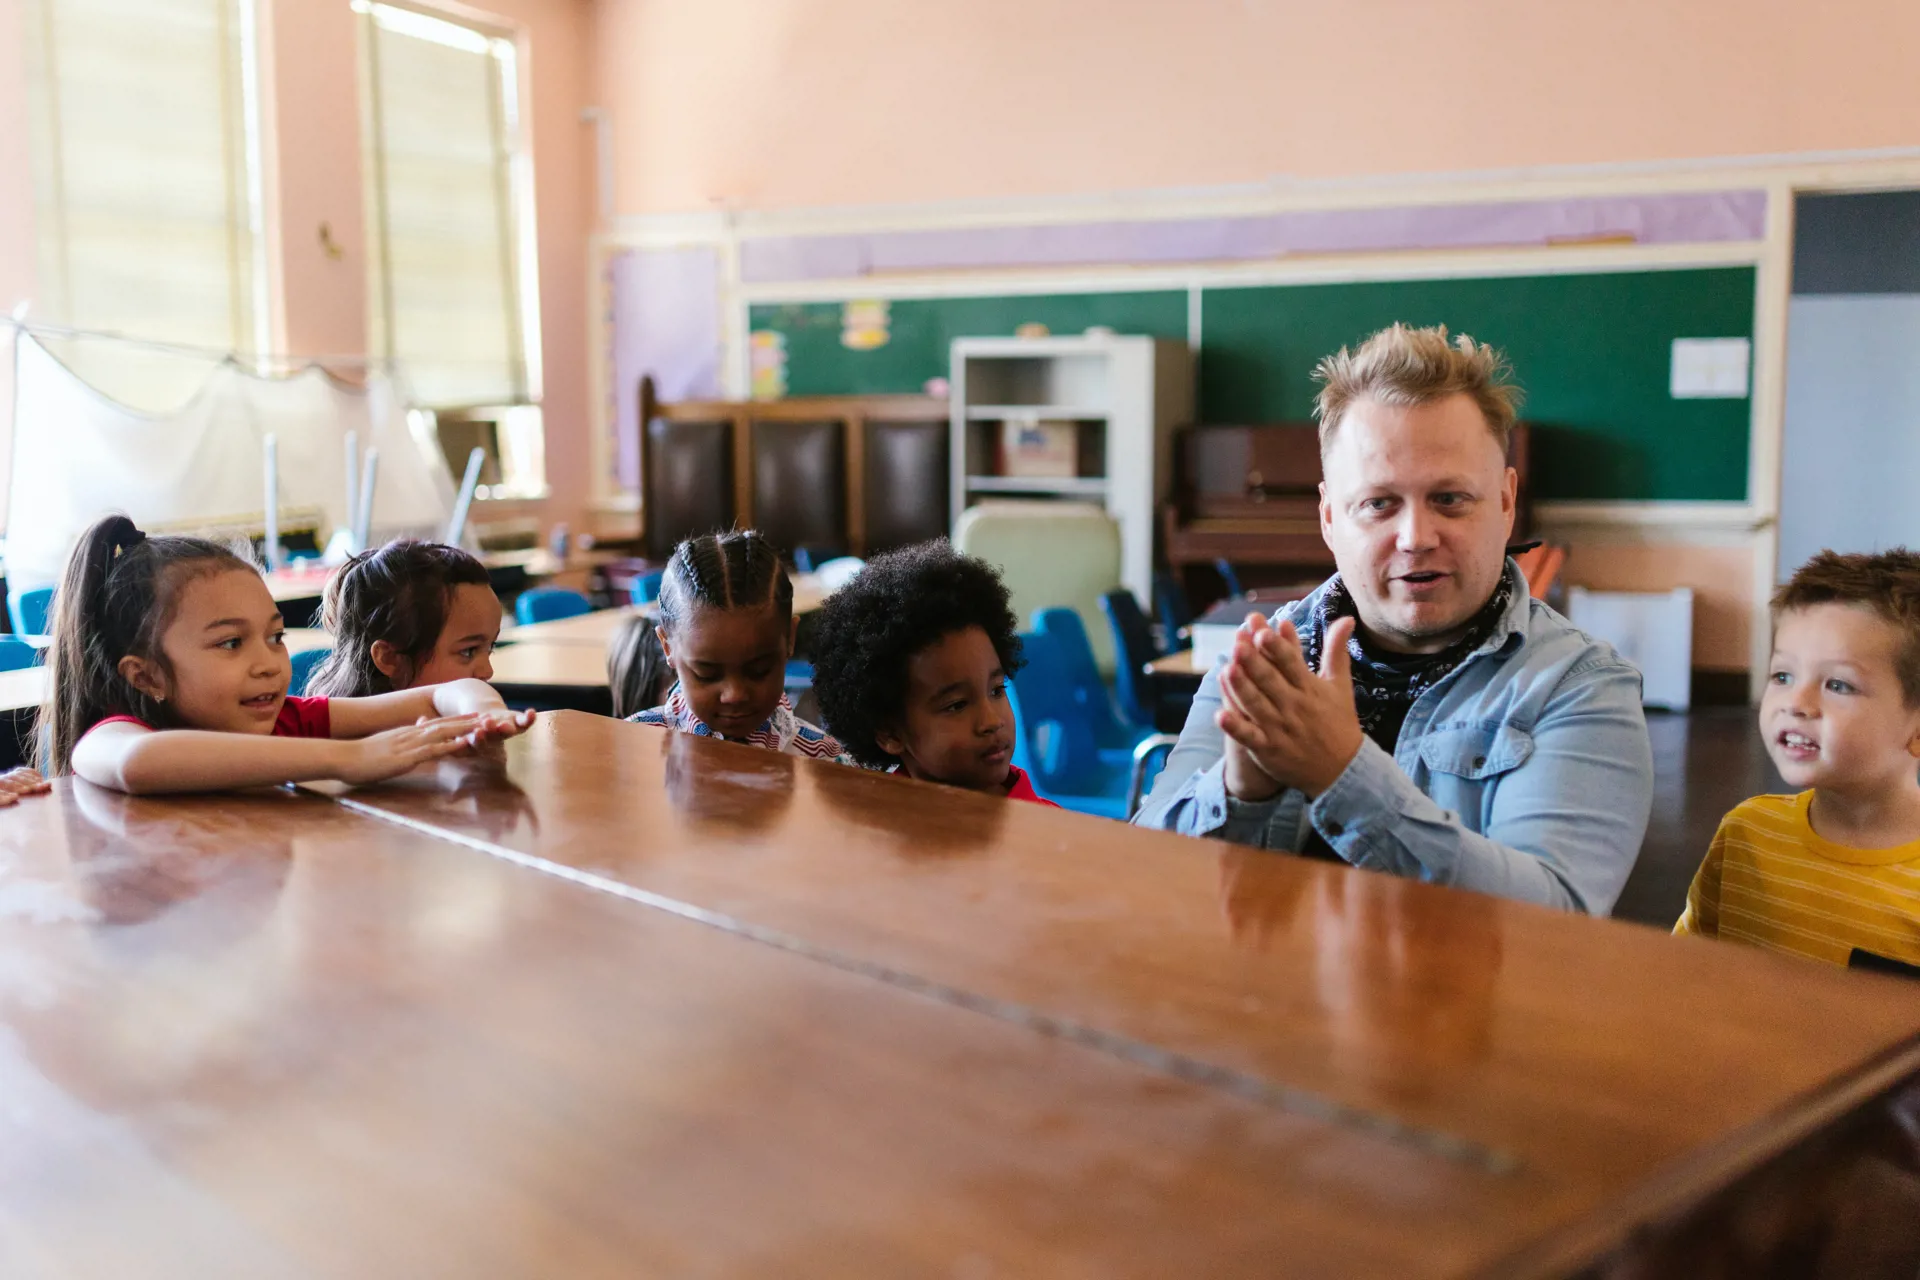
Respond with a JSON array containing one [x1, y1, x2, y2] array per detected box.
[[288, 646, 332, 697], [8, 585, 54, 637], [753, 422, 845, 567], [1212, 558, 1244, 600], [954, 500, 1121, 673], [0, 635, 39, 673], [1007, 627, 1106, 794], [629, 570, 665, 606], [1152, 572, 1192, 651], [515, 587, 593, 626], [1512, 544, 1567, 601], [863, 419, 949, 553], [1031, 607, 1133, 752], [1099, 589, 1159, 727]]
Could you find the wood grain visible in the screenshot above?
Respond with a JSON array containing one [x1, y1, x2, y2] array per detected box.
[[0, 779, 1568, 1278], [330, 710, 1920, 1264]]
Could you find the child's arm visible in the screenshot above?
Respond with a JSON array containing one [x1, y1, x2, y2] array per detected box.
[[72, 717, 491, 796], [1673, 821, 1729, 938], [325, 679, 531, 741]]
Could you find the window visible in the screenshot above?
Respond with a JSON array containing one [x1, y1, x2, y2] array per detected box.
[[23, 0, 265, 410], [358, 1, 540, 420]]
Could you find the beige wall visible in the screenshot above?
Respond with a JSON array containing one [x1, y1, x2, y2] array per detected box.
[[592, 0, 1920, 215], [1559, 541, 1755, 673]]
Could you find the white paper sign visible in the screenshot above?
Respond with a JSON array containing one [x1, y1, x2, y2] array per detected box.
[[1670, 337, 1752, 399]]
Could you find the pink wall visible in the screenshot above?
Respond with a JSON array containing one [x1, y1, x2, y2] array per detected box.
[[264, 0, 368, 361], [593, 0, 1920, 214]]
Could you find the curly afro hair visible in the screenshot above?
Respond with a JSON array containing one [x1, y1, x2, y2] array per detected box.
[[809, 540, 1024, 768]]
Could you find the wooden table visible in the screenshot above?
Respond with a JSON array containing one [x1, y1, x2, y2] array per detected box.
[[501, 573, 835, 647], [1147, 648, 1208, 679], [6, 713, 1919, 1275]]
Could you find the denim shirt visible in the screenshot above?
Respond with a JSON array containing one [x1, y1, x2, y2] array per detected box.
[[1134, 564, 1653, 915]]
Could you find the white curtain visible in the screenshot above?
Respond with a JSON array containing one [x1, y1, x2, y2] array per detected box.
[[6, 334, 453, 588]]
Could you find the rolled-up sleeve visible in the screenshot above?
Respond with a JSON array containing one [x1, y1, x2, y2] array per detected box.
[[1306, 656, 1652, 914]]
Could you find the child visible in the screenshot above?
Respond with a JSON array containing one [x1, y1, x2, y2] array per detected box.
[[628, 530, 850, 762], [1676, 549, 1920, 975], [308, 538, 500, 697], [808, 541, 1057, 807], [43, 515, 534, 795], [607, 613, 672, 719]]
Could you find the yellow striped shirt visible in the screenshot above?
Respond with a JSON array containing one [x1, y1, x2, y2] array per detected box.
[[1675, 792, 1920, 972]]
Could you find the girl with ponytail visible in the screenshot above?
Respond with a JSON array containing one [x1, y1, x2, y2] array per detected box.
[[629, 530, 850, 763], [42, 514, 534, 794]]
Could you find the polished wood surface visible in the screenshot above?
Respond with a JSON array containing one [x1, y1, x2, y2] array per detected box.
[[330, 711, 1920, 1269], [500, 574, 834, 647], [3, 777, 1567, 1278]]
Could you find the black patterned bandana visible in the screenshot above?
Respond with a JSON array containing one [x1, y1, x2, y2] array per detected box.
[[1297, 565, 1518, 751]]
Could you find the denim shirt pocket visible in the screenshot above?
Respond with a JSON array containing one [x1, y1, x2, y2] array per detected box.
[[1417, 722, 1535, 780]]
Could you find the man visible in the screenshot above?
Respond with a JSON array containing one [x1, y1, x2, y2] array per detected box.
[[1136, 323, 1652, 914]]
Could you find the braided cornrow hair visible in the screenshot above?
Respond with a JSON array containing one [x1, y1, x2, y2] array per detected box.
[[656, 530, 794, 635]]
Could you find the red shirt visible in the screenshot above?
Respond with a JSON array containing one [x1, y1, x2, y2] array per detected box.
[[86, 695, 332, 741], [1003, 765, 1060, 808], [892, 761, 1059, 808]]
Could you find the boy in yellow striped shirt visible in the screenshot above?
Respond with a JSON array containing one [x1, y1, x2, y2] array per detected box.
[[1675, 550, 1920, 976]]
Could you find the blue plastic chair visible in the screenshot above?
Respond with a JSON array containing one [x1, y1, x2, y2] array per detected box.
[[8, 585, 53, 637], [1008, 625, 1133, 820], [514, 587, 593, 626], [784, 659, 814, 695], [1213, 557, 1245, 600], [1031, 608, 1153, 756], [1152, 572, 1192, 652], [630, 570, 665, 606], [1098, 589, 1163, 729], [0, 636, 40, 672], [289, 646, 331, 696]]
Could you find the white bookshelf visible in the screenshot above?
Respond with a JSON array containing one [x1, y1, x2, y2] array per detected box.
[[949, 335, 1194, 605]]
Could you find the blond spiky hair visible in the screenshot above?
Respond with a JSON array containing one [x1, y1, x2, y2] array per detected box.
[[1311, 323, 1522, 456]]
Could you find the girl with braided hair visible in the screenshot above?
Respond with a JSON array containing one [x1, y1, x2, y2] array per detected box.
[[627, 530, 850, 763]]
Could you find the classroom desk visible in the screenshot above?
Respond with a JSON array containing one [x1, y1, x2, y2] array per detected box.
[[327, 711, 1920, 1274], [500, 573, 835, 647], [266, 550, 621, 626]]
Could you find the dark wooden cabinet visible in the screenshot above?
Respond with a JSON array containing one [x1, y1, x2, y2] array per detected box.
[[635, 376, 950, 562]]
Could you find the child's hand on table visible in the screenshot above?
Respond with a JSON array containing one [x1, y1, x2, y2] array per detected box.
[[338, 717, 494, 785], [0, 767, 49, 806]]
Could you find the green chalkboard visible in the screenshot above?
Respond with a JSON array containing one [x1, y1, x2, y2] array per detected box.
[[1198, 268, 1756, 501], [749, 292, 1189, 396]]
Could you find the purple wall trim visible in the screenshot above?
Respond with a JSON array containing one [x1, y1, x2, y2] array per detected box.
[[610, 246, 723, 491], [738, 191, 1767, 284]]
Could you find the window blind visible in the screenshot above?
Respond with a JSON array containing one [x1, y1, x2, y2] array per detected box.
[[360, 1, 532, 410], [23, 0, 260, 411]]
